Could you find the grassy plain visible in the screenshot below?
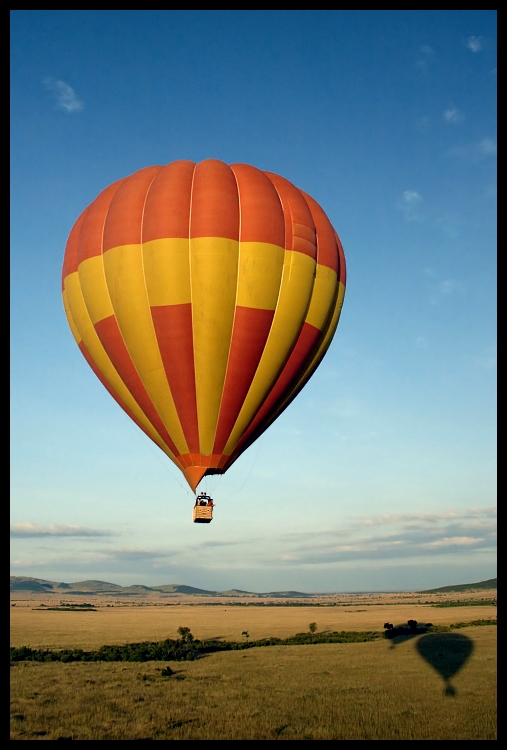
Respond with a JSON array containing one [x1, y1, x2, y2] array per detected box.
[[10, 626, 496, 740], [10, 591, 496, 739], [10, 591, 497, 650]]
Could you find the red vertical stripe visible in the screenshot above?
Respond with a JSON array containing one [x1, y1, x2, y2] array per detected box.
[[77, 179, 127, 264], [189, 160, 239, 240], [142, 161, 196, 241], [93, 316, 180, 457], [264, 172, 317, 259], [226, 321, 322, 463], [335, 230, 347, 286], [150, 303, 200, 454], [300, 191, 339, 272], [213, 306, 275, 454], [230, 164, 285, 246], [102, 167, 161, 252], [62, 211, 85, 287]]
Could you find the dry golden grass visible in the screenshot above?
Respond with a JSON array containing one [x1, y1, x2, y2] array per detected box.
[[10, 599, 497, 650], [10, 626, 496, 740]]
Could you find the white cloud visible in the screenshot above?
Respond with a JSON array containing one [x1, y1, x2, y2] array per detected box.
[[440, 279, 465, 294], [397, 190, 422, 220], [421, 536, 481, 549], [104, 547, 178, 562], [401, 190, 421, 204], [266, 507, 496, 566], [43, 78, 84, 112], [357, 507, 496, 526], [479, 138, 497, 156], [447, 137, 497, 164], [466, 36, 484, 53], [426, 275, 466, 306], [443, 107, 464, 123], [10, 523, 111, 538], [415, 45, 434, 71], [10, 507, 496, 585]]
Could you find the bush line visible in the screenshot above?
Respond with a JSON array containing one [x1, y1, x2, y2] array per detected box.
[[10, 620, 496, 664]]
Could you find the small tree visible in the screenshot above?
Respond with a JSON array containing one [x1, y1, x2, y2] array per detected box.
[[177, 626, 194, 642], [309, 622, 317, 634], [242, 631, 250, 640]]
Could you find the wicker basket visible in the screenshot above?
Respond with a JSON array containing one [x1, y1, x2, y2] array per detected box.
[[192, 506, 213, 523]]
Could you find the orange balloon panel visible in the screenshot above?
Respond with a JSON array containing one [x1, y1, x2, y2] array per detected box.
[[62, 160, 346, 492]]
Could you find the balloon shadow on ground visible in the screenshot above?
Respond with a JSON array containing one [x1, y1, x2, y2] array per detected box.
[[416, 633, 474, 696], [384, 620, 433, 650]]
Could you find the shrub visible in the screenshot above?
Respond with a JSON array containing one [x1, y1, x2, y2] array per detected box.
[[177, 627, 194, 643]]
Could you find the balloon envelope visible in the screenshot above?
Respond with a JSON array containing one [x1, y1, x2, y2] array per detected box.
[[62, 160, 346, 491]]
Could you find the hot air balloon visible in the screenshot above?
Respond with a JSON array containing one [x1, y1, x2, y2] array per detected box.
[[61, 160, 346, 518]]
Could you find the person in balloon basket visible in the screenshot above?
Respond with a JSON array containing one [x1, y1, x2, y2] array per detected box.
[[195, 494, 212, 507]]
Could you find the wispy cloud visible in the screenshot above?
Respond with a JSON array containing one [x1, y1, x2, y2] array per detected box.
[[439, 279, 465, 294], [443, 107, 464, 124], [479, 138, 497, 156], [397, 190, 422, 221], [266, 507, 496, 566], [473, 345, 497, 370], [10, 544, 175, 565], [11, 508, 496, 581], [415, 45, 434, 71], [424, 269, 466, 305], [103, 547, 178, 562], [10, 523, 111, 538], [43, 78, 84, 112], [189, 540, 243, 550], [466, 36, 484, 53], [448, 137, 497, 164]]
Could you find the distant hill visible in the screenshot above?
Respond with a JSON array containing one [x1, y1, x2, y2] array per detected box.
[[10, 577, 220, 596], [152, 584, 219, 595], [10, 577, 320, 597], [11, 576, 496, 597], [419, 578, 497, 594], [10, 577, 56, 593], [263, 591, 312, 598]]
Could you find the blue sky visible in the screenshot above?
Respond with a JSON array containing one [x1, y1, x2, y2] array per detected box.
[[10, 11, 496, 592]]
